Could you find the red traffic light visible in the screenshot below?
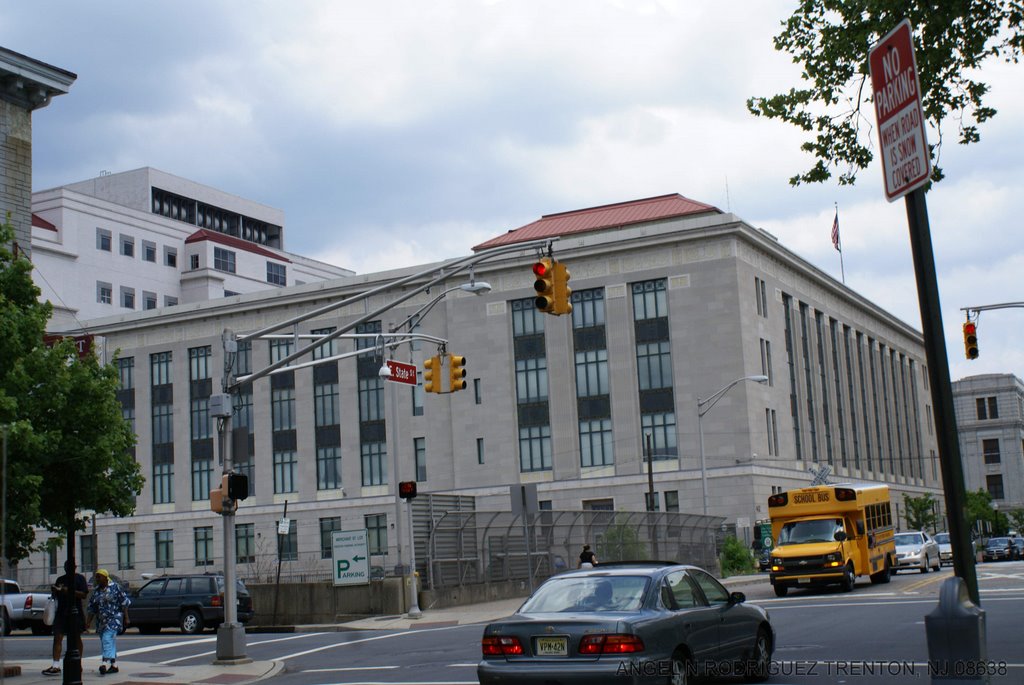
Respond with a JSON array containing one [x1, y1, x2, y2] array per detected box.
[[398, 480, 418, 500], [532, 261, 549, 278]]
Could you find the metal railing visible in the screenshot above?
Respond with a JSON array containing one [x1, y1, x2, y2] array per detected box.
[[425, 509, 725, 589]]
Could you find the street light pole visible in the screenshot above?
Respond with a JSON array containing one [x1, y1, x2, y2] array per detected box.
[[696, 375, 769, 516]]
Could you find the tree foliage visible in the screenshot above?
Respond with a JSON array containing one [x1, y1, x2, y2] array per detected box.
[[747, 1, 1024, 186], [902, 493, 938, 531], [1007, 508, 1024, 534], [597, 519, 648, 562], [0, 216, 143, 563], [719, 536, 755, 576]]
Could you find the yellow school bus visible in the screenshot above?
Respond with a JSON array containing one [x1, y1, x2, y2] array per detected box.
[[767, 483, 896, 597]]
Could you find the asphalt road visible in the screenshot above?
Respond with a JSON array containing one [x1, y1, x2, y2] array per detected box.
[[0, 560, 1021, 684]]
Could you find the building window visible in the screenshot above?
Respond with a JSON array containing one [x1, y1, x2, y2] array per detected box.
[[191, 457, 212, 501], [267, 262, 287, 286], [317, 446, 342, 490], [235, 523, 255, 564], [117, 532, 135, 571], [143, 240, 157, 262], [165, 295, 178, 307], [164, 246, 177, 268], [412, 381, 424, 416], [759, 339, 773, 386], [320, 517, 341, 559], [190, 254, 200, 270], [636, 341, 672, 390], [474, 378, 482, 405], [361, 441, 387, 486], [153, 462, 173, 504], [664, 491, 680, 512], [976, 397, 998, 420], [477, 437, 485, 464], [580, 418, 614, 467], [271, 387, 296, 431], [641, 412, 677, 460], [80, 534, 96, 573], [755, 277, 768, 317], [277, 522, 298, 561], [119, 234, 135, 257], [519, 424, 552, 472], [120, 286, 135, 309], [310, 327, 336, 360], [236, 341, 252, 375], [414, 437, 426, 482], [314, 383, 338, 427], [214, 247, 236, 273], [766, 408, 779, 456], [986, 474, 1004, 500], [194, 527, 214, 566], [117, 357, 134, 390], [97, 282, 112, 304], [155, 529, 174, 569], [269, 338, 294, 365], [96, 228, 111, 251], [982, 438, 1001, 464], [365, 514, 387, 555], [645, 492, 660, 511], [358, 377, 384, 421], [273, 451, 297, 493], [143, 291, 158, 310]]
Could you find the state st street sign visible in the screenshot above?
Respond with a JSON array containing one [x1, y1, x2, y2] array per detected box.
[[868, 19, 931, 201]]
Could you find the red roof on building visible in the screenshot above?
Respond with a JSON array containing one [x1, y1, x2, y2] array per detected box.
[[184, 229, 291, 263], [473, 193, 720, 250], [32, 213, 57, 231]]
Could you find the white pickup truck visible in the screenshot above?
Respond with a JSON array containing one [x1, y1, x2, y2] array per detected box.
[[1, 578, 52, 635]]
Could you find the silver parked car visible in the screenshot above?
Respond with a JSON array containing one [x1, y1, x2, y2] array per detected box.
[[478, 562, 774, 684], [893, 531, 941, 573], [934, 532, 953, 566]]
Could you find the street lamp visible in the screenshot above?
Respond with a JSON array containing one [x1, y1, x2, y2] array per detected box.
[[697, 375, 768, 516], [389, 277, 491, 619]]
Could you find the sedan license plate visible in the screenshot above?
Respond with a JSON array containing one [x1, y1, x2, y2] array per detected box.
[[535, 636, 568, 656], [798, 577, 811, 584]]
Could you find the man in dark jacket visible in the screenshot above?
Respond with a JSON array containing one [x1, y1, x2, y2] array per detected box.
[[41, 560, 88, 677]]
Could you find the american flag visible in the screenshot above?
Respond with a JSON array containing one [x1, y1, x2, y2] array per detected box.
[[831, 210, 841, 252]]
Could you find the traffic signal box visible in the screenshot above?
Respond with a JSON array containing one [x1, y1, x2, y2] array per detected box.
[[448, 354, 467, 392], [398, 480, 418, 500], [533, 258, 555, 313], [210, 473, 250, 514], [533, 257, 572, 315], [210, 474, 230, 514], [963, 321, 979, 360], [423, 355, 442, 393]]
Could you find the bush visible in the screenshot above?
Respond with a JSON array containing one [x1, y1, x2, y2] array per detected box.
[[719, 536, 755, 576]]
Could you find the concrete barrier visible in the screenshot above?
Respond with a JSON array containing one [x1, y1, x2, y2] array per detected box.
[[246, 578, 406, 626]]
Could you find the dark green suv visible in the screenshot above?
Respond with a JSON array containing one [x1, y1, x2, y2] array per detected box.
[[127, 573, 254, 634]]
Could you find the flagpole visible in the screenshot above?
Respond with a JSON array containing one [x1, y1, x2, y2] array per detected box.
[[834, 203, 846, 284]]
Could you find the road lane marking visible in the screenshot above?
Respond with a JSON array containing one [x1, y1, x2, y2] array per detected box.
[[159, 632, 331, 664], [277, 623, 478, 661], [300, 666, 400, 672], [116, 637, 217, 656], [766, 595, 1024, 610]]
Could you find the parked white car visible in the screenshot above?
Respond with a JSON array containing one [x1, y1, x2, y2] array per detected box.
[[934, 532, 953, 566], [893, 531, 941, 573]]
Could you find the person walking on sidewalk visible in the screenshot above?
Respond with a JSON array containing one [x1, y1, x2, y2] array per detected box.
[[578, 544, 598, 568], [42, 560, 88, 676], [85, 569, 131, 675]]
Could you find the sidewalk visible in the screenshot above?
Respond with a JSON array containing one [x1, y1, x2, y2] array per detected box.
[[1, 657, 282, 685]]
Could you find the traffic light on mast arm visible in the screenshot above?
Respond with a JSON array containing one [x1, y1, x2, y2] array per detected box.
[[533, 257, 555, 314], [448, 354, 467, 392], [963, 321, 979, 360], [423, 355, 442, 393]]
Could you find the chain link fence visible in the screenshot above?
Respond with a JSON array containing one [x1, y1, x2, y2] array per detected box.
[[424, 509, 725, 590]]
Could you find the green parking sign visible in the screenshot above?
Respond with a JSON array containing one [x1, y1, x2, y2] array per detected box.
[[332, 529, 370, 586]]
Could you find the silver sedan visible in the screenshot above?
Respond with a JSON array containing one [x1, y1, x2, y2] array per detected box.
[[892, 531, 941, 573]]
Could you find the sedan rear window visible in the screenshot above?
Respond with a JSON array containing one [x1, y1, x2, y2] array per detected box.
[[519, 576, 649, 613]]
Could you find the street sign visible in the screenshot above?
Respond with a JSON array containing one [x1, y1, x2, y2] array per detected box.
[[385, 360, 418, 386], [869, 19, 931, 201], [331, 529, 370, 586], [277, 518, 291, 536]]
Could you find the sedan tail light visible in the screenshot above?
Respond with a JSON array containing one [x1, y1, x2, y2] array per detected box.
[[579, 634, 645, 654], [211, 594, 223, 608], [482, 635, 524, 656]]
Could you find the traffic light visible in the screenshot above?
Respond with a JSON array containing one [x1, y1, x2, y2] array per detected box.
[[448, 354, 467, 392], [423, 355, 442, 393], [228, 473, 249, 500], [533, 258, 555, 313], [553, 260, 572, 315], [398, 480, 418, 500], [209, 474, 230, 514], [963, 321, 979, 360]]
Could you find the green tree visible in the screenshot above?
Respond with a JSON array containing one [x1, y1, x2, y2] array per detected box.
[[903, 493, 939, 531], [719, 536, 755, 577], [0, 216, 143, 563], [597, 519, 648, 561], [747, 2, 1024, 186], [962, 488, 1008, 536], [1007, 509, 1024, 534]]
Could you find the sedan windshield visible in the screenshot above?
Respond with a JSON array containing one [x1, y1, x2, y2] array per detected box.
[[777, 518, 844, 544], [519, 576, 650, 613], [894, 533, 924, 546], [987, 538, 1009, 547], [934, 533, 950, 544]]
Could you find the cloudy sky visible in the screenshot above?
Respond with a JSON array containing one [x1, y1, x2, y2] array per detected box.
[[5, 1, 1022, 383]]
